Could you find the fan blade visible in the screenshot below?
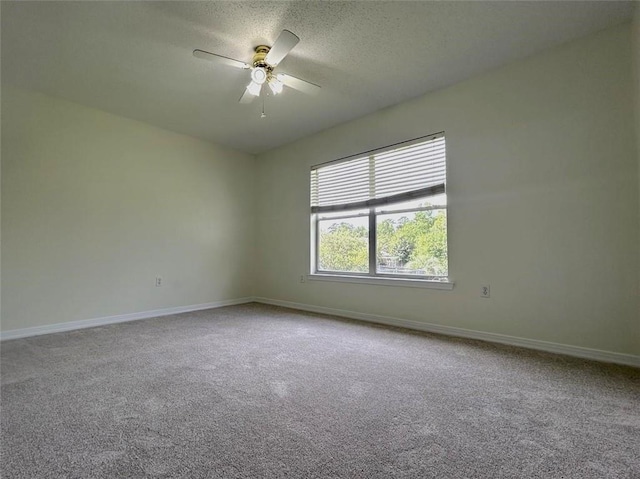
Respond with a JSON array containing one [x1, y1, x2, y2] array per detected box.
[[193, 49, 250, 69], [265, 30, 299, 66], [277, 73, 321, 95], [239, 86, 257, 104]]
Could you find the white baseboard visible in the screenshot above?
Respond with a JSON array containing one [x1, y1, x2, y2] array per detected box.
[[253, 297, 640, 368], [4, 296, 637, 368], [0, 297, 254, 341]]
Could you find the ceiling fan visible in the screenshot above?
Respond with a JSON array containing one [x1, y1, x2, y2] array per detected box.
[[193, 29, 320, 105]]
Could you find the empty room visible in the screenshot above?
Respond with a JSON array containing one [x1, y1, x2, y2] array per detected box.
[[1, 1, 639, 477]]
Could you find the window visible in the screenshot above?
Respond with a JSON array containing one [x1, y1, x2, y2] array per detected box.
[[310, 133, 448, 282]]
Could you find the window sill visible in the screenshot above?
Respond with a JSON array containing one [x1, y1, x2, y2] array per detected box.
[[307, 274, 455, 290]]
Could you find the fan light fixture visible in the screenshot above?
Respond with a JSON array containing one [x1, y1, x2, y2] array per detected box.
[[247, 81, 262, 96], [269, 78, 283, 95], [251, 67, 267, 85]]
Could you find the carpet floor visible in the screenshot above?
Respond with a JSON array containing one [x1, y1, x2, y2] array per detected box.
[[1, 303, 639, 478]]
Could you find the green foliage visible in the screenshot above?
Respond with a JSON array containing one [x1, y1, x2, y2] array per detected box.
[[394, 237, 414, 264], [406, 211, 448, 276], [319, 209, 448, 276], [318, 222, 368, 272]]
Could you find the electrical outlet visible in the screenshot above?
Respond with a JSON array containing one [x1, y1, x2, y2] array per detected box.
[[155, 277, 162, 287], [300, 275, 306, 283], [480, 285, 490, 298]]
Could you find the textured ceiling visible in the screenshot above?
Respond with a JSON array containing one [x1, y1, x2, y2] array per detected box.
[[1, 1, 634, 154]]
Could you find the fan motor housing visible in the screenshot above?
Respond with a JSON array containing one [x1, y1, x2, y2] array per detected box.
[[253, 45, 271, 68]]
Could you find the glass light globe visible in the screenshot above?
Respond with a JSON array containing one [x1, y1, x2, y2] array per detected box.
[[251, 67, 267, 85]]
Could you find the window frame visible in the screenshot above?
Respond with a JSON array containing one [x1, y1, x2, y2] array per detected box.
[[310, 133, 452, 287]]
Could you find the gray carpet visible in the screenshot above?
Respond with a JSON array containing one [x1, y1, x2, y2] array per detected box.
[[1, 303, 639, 478]]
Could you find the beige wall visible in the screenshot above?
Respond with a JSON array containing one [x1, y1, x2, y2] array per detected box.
[[634, 6, 640, 331], [256, 23, 639, 355], [1, 87, 256, 331], [635, 6, 640, 264]]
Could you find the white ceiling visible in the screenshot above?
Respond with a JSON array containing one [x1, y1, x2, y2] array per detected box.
[[1, 1, 634, 154]]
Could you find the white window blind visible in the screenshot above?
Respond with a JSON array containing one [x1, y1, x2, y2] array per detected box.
[[311, 133, 446, 213]]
